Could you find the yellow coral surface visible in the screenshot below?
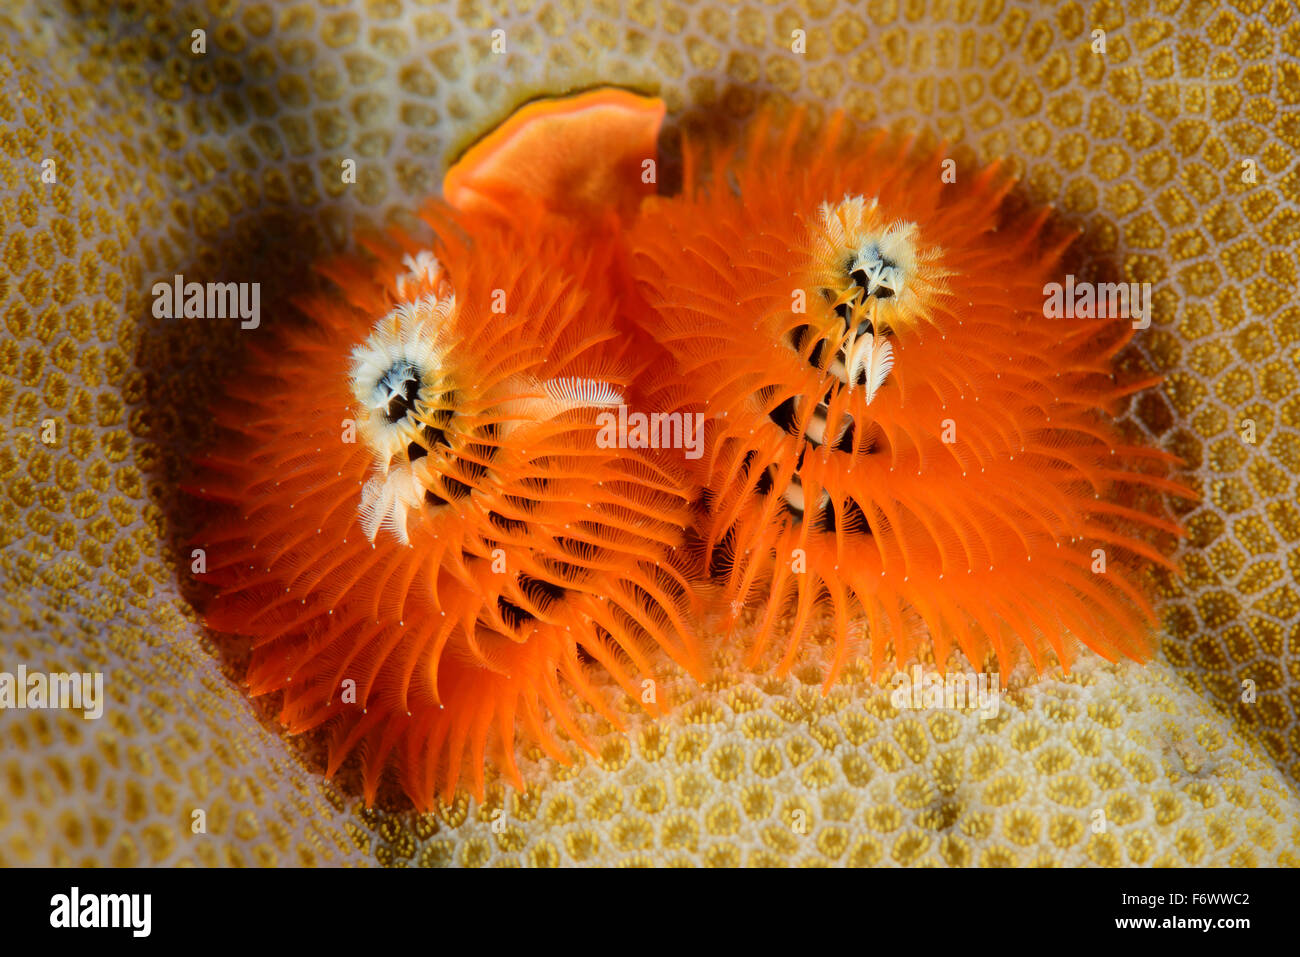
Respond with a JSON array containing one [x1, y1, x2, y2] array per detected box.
[[1, 0, 1297, 866]]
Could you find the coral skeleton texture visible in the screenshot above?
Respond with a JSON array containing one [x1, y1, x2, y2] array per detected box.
[[1, 0, 1298, 866]]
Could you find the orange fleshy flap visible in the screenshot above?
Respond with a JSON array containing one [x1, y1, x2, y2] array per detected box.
[[443, 88, 665, 223]]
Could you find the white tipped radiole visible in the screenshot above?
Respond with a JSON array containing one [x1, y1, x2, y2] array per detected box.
[[541, 377, 624, 410], [358, 469, 426, 544], [395, 250, 449, 300], [846, 334, 894, 403], [349, 252, 458, 542]]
